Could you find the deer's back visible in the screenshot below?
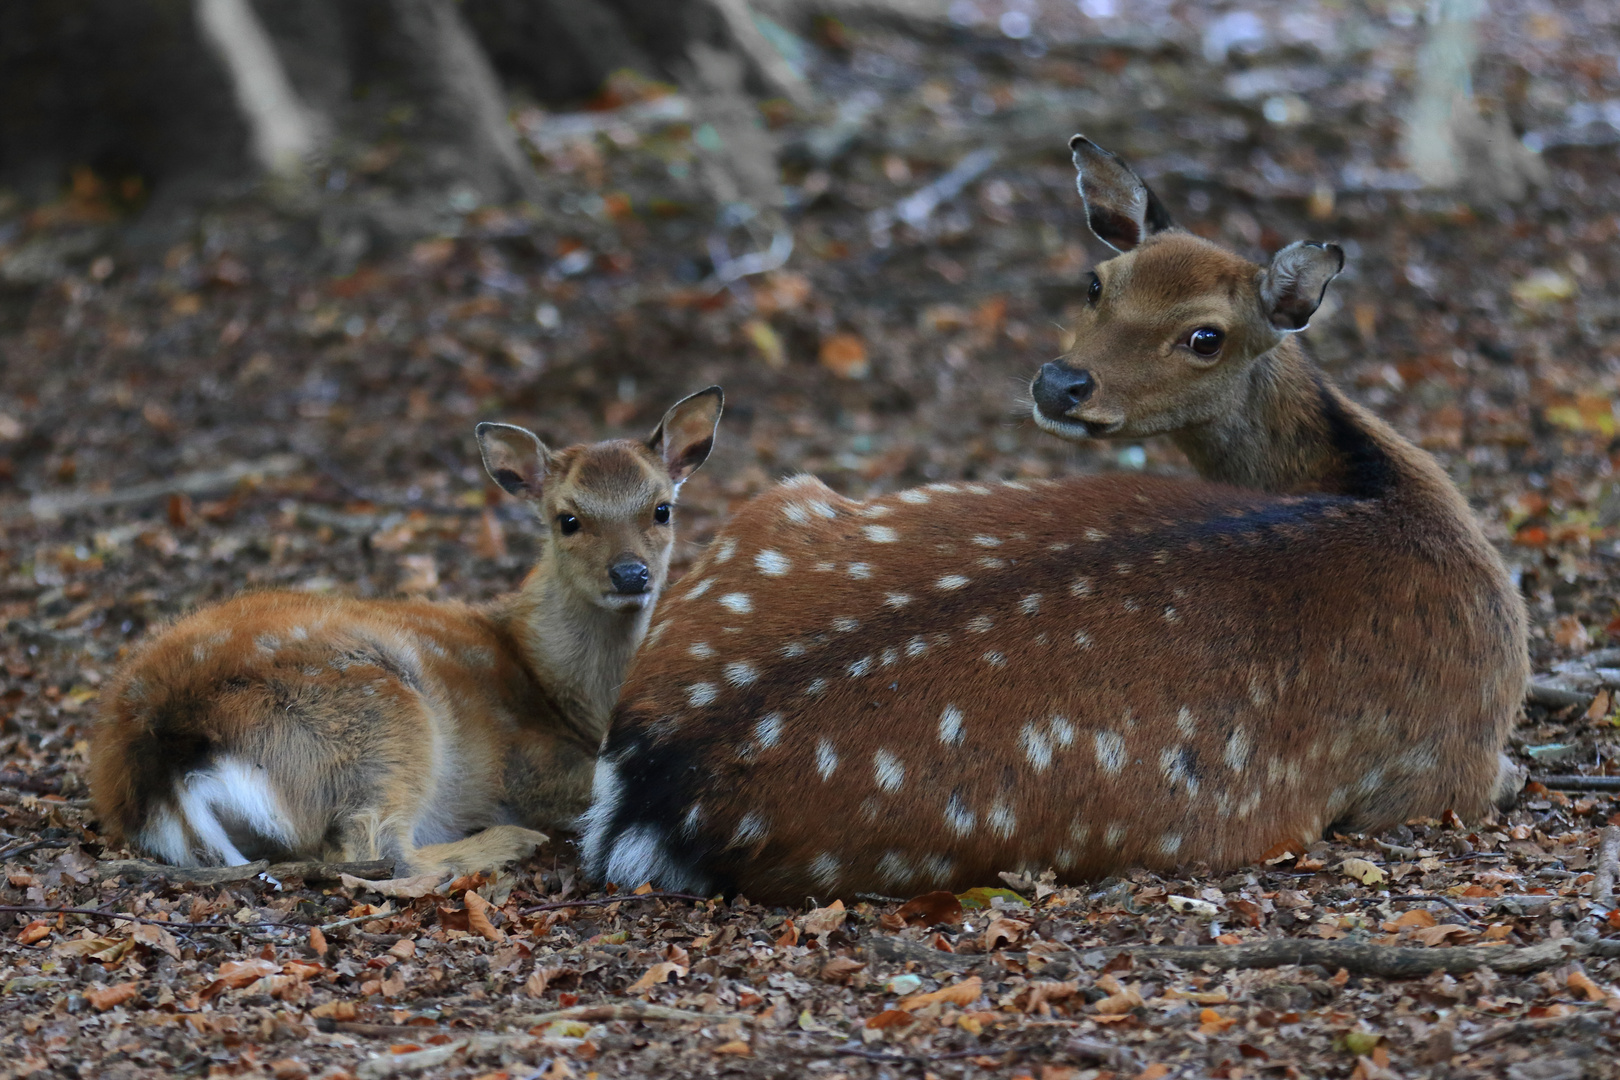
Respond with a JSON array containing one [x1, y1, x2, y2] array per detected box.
[[593, 473, 1524, 900]]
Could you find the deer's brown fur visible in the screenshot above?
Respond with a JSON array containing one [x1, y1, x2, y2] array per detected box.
[[579, 140, 1526, 902], [91, 388, 722, 878]]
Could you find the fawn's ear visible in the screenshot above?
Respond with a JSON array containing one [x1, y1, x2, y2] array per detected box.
[[477, 422, 552, 500], [647, 385, 724, 486], [1070, 135, 1175, 252], [1259, 241, 1345, 331]]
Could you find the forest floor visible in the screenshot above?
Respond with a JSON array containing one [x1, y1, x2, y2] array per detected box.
[[3, 1, 1620, 1077]]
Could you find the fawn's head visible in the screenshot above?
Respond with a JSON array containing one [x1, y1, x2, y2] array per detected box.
[[476, 386, 723, 613], [1032, 136, 1344, 442]]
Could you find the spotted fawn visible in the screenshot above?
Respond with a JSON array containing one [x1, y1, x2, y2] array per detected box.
[[579, 138, 1528, 902], [91, 388, 723, 878]]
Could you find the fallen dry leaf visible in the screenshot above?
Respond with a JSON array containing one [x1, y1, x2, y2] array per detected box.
[[464, 889, 505, 942], [712, 1040, 751, 1056], [820, 957, 865, 983], [340, 872, 448, 899], [626, 961, 686, 994], [818, 332, 868, 378], [131, 922, 181, 960], [1341, 858, 1387, 886], [983, 916, 1028, 950], [898, 975, 981, 1011], [865, 1009, 918, 1030], [897, 890, 962, 926], [16, 920, 51, 946], [1568, 970, 1608, 1002], [1411, 924, 1473, 947], [800, 899, 847, 938], [86, 982, 140, 1011]]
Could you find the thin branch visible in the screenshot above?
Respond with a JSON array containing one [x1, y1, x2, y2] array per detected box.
[[519, 891, 708, 915], [515, 1002, 751, 1026], [1459, 1010, 1607, 1051], [1536, 775, 1620, 792], [1384, 894, 1476, 921], [798, 1040, 1046, 1065], [1592, 826, 1620, 909], [0, 838, 71, 861]]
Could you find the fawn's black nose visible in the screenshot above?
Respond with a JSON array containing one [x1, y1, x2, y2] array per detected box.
[[1032, 361, 1095, 420], [609, 560, 650, 595]]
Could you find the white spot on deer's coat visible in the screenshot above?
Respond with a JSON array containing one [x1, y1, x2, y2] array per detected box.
[[1115, 563, 1133, 575], [967, 615, 993, 633], [753, 713, 783, 748], [988, 800, 1017, 839], [898, 489, 930, 504], [810, 500, 837, 519], [983, 652, 1006, 667], [783, 503, 809, 525], [1225, 726, 1252, 772], [1122, 597, 1140, 612], [848, 656, 874, 677], [1055, 848, 1077, 869], [877, 851, 917, 886], [920, 854, 955, 881], [732, 812, 768, 846], [1003, 480, 1031, 491], [805, 678, 828, 696], [688, 642, 714, 659], [1069, 819, 1091, 843], [859, 503, 892, 518], [686, 683, 718, 707], [1069, 576, 1093, 596], [714, 538, 737, 563], [1164, 606, 1180, 622], [1021, 723, 1052, 771], [905, 635, 928, 656], [880, 647, 898, 667], [1158, 833, 1183, 857], [754, 550, 791, 576], [935, 574, 970, 590], [816, 739, 838, 779], [1095, 731, 1126, 775], [724, 661, 758, 688], [597, 823, 711, 896], [1050, 715, 1075, 747], [1105, 823, 1127, 847], [939, 705, 964, 746], [926, 483, 961, 495], [814, 561, 836, 572], [1085, 528, 1108, 542], [848, 563, 872, 579], [685, 578, 714, 600], [1177, 707, 1197, 736], [977, 556, 1007, 571], [810, 853, 841, 889], [1020, 593, 1042, 615], [863, 525, 899, 543], [833, 616, 860, 633], [719, 592, 753, 613], [945, 791, 975, 835], [1161, 746, 1199, 795], [964, 483, 991, 495], [874, 750, 904, 792], [1073, 630, 1093, 648], [781, 641, 807, 658], [886, 593, 913, 608], [972, 535, 1002, 547], [681, 803, 704, 837]]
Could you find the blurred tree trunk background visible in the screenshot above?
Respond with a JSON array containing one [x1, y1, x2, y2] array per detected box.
[[0, 0, 803, 213]]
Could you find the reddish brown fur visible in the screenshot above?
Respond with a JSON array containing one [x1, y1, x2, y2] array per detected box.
[[92, 389, 723, 876], [580, 148, 1526, 902]]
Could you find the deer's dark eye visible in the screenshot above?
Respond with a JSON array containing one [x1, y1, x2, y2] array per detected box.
[[653, 503, 672, 525], [1086, 272, 1102, 304], [1186, 327, 1225, 357], [557, 513, 581, 535]]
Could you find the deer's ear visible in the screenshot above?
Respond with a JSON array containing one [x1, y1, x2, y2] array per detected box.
[[477, 422, 552, 500], [1259, 241, 1345, 331], [648, 385, 723, 486], [1070, 135, 1175, 252]]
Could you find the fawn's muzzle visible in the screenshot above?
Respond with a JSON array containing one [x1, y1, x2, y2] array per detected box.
[[1032, 361, 1095, 420], [609, 559, 650, 595]]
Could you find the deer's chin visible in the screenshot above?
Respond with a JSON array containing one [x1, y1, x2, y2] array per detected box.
[[598, 592, 655, 614], [1030, 406, 1123, 441]]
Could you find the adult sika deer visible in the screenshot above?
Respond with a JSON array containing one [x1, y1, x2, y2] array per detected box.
[[92, 387, 723, 878], [581, 138, 1527, 903]]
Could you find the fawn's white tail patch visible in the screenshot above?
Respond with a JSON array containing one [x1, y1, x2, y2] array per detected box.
[[157, 757, 293, 865]]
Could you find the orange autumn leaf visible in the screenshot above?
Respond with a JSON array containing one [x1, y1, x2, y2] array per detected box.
[[775, 918, 799, 948], [626, 961, 686, 994], [896, 891, 963, 927], [1385, 909, 1438, 930], [86, 982, 140, 1011], [16, 920, 51, 945], [898, 975, 982, 1011], [818, 333, 868, 379], [464, 890, 505, 942], [309, 927, 328, 957], [865, 1009, 918, 1030], [1567, 970, 1608, 1002], [712, 1040, 751, 1056]]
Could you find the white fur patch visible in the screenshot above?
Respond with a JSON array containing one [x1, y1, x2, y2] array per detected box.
[[577, 758, 624, 873], [601, 823, 711, 894], [136, 805, 191, 865], [173, 757, 293, 865]]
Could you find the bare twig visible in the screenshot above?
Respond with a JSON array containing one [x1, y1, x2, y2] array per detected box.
[[1592, 826, 1620, 910], [519, 891, 708, 915], [0, 838, 72, 861], [516, 1002, 751, 1026], [1458, 1010, 1607, 1051], [96, 857, 395, 885], [0, 770, 64, 794], [1536, 776, 1620, 793], [1385, 894, 1476, 921], [1527, 682, 1594, 710], [866, 932, 1620, 976]]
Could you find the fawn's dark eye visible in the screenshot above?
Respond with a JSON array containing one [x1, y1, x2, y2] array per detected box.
[[1086, 272, 1102, 304], [557, 513, 581, 535], [653, 503, 672, 525], [1184, 327, 1225, 357]]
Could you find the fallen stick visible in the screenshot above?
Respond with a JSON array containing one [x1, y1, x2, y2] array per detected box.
[[16, 453, 302, 521], [95, 857, 395, 885], [0, 770, 64, 794], [1536, 776, 1620, 793], [1457, 1010, 1609, 1051], [1593, 826, 1620, 909], [519, 891, 709, 915], [865, 933, 1619, 976], [515, 1002, 751, 1026], [1527, 682, 1594, 710]]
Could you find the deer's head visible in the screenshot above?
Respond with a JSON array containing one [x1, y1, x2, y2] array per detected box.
[[477, 387, 723, 613], [1032, 136, 1343, 442]]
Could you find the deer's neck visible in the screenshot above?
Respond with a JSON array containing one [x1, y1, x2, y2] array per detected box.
[[494, 565, 652, 745], [1171, 339, 1447, 503]]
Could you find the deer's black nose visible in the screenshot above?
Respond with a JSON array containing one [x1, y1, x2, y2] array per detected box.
[[1032, 361, 1095, 420], [609, 560, 649, 595]]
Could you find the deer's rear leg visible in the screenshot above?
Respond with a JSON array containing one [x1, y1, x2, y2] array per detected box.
[[408, 826, 549, 878]]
